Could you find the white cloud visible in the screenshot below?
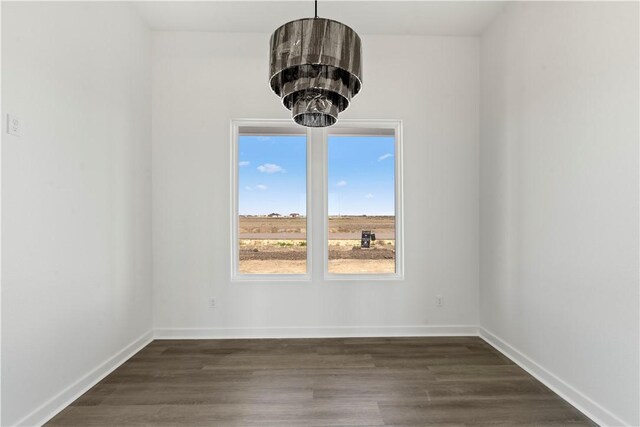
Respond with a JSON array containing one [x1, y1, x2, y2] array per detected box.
[[257, 163, 286, 173], [378, 153, 393, 162], [245, 185, 268, 191], [239, 161, 250, 167], [336, 180, 347, 187], [364, 193, 374, 199]]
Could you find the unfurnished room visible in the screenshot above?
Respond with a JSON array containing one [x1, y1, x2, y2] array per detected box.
[[1, 1, 639, 426]]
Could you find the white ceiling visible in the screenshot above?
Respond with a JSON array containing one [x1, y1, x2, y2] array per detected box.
[[134, 1, 505, 36]]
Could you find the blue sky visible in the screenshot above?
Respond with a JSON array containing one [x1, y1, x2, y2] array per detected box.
[[238, 135, 395, 216]]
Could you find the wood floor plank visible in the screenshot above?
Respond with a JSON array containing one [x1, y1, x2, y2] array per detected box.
[[426, 378, 551, 401], [96, 383, 314, 406], [378, 399, 597, 426], [45, 337, 597, 426]]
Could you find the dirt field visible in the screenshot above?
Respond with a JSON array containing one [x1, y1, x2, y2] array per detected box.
[[239, 216, 396, 274], [327, 216, 395, 240], [239, 260, 395, 274], [239, 239, 395, 260], [239, 215, 395, 239]]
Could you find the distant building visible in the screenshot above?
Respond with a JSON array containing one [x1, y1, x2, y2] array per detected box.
[[289, 213, 300, 218], [267, 213, 281, 218]]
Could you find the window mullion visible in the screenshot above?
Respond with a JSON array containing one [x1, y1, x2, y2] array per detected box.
[[310, 128, 326, 281]]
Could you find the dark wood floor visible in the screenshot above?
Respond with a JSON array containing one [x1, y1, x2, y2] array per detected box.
[[46, 337, 596, 426]]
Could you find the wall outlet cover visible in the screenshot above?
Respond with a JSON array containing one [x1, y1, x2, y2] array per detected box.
[[7, 114, 21, 136]]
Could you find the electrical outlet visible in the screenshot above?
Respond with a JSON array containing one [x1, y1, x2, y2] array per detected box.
[[208, 298, 216, 308], [7, 114, 21, 136], [436, 295, 443, 307]]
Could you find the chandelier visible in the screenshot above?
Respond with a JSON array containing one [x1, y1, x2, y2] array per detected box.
[[268, 1, 363, 127]]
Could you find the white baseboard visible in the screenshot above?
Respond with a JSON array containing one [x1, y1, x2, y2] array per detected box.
[[15, 330, 154, 427], [154, 325, 479, 339], [479, 327, 628, 427]]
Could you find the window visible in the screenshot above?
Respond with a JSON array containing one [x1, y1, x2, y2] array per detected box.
[[327, 130, 397, 275], [232, 120, 402, 281], [232, 124, 310, 279]]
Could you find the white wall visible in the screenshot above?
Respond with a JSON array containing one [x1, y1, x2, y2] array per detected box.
[[479, 2, 639, 426], [152, 32, 479, 335], [1, 3, 152, 425], [4, 2, 636, 425]]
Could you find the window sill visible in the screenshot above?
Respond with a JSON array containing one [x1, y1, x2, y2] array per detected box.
[[323, 272, 404, 281], [231, 274, 312, 282]]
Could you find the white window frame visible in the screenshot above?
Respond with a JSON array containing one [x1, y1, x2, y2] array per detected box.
[[230, 119, 404, 282], [322, 120, 404, 281], [230, 119, 313, 282]]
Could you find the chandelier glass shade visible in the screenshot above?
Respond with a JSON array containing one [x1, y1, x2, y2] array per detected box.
[[269, 17, 363, 127]]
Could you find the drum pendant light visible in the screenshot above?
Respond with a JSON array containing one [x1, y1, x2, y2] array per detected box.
[[268, 0, 363, 127]]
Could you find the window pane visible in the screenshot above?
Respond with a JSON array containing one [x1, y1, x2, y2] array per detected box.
[[327, 135, 396, 274], [238, 134, 307, 274]]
